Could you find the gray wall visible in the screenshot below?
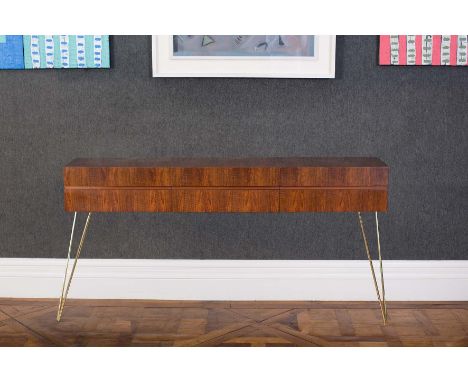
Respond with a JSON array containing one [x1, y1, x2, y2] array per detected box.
[[1, 36, 467, 260]]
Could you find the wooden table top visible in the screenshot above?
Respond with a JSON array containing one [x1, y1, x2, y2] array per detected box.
[[67, 157, 387, 168], [64, 157, 388, 213]]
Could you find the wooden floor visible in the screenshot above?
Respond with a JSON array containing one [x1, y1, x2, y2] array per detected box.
[[0, 299, 467, 346]]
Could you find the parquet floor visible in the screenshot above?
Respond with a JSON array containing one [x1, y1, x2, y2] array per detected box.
[[0, 299, 467, 346]]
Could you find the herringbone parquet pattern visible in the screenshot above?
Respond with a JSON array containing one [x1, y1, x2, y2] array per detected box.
[[0, 299, 467, 346]]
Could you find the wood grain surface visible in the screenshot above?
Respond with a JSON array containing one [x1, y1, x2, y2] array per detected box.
[[64, 157, 389, 212], [0, 299, 466, 347], [172, 189, 279, 212], [279, 188, 388, 212], [64, 189, 172, 212]]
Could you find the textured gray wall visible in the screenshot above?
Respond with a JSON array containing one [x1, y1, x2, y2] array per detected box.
[[1, 36, 467, 260]]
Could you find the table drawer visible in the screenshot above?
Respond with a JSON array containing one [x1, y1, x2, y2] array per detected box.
[[172, 167, 279, 187], [64, 188, 172, 212], [172, 189, 279, 212], [280, 167, 388, 187], [64, 167, 173, 187], [279, 188, 388, 212]]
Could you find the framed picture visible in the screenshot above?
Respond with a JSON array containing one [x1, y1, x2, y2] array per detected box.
[[0, 35, 110, 70], [152, 35, 335, 78], [379, 35, 468, 66]]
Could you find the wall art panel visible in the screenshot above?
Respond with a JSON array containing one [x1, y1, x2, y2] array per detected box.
[[0, 35, 25, 69], [380, 35, 467, 66]]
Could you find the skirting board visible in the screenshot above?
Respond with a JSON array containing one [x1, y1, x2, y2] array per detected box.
[[0, 259, 467, 300]]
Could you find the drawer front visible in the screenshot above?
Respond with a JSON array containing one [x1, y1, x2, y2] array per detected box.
[[172, 168, 279, 187], [172, 189, 280, 212], [280, 189, 388, 212], [64, 189, 172, 212], [280, 167, 388, 187], [64, 167, 173, 187]]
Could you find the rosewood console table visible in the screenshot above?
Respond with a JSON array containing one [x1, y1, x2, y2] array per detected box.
[[58, 157, 389, 323]]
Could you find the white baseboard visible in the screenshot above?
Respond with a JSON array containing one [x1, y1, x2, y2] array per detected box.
[[0, 259, 467, 300]]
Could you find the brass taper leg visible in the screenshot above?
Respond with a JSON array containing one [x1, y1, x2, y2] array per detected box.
[[357, 212, 388, 324], [57, 212, 92, 322]]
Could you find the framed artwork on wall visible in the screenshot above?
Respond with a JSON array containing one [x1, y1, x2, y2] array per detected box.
[[23, 35, 110, 69], [0, 35, 25, 69], [379, 35, 468, 66], [0, 35, 110, 69], [152, 35, 335, 78]]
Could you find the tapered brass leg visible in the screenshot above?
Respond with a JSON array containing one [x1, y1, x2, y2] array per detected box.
[[357, 212, 388, 324], [374, 212, 387, 320], [57, 212, 92, 322], [57, 212, 77, 321]]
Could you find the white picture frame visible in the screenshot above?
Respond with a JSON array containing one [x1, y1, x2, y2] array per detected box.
[[152, 35, 335, 78]]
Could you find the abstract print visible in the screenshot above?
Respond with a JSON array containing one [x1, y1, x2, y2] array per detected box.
[[173, 35, 315, 57], [0, 35, 25, 69], [22, 35, 110, 69], [380, 35, 467, 66]]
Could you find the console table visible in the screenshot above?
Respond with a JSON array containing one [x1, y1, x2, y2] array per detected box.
[[58, 157, 389, 323]]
